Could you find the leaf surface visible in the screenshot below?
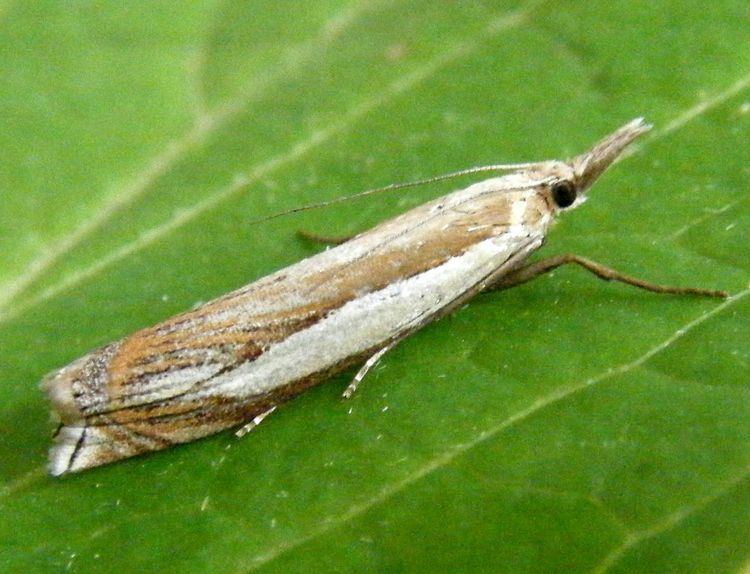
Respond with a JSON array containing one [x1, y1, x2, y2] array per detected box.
[[1, 1, 749, 572]]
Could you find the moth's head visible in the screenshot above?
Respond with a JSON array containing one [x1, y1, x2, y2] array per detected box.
[[531, 118, 651, 214]]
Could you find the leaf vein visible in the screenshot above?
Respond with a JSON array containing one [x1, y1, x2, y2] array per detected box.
[[0, 0, 392, 313], [240, 286, 750, 571], [591, 466, 750, 574], [0, 2, 531, 327]]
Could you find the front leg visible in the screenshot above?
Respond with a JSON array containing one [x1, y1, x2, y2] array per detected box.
[[486, 254, 728, 298]]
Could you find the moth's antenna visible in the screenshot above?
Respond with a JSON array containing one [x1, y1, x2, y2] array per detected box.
[[247, 162, 542, 226]]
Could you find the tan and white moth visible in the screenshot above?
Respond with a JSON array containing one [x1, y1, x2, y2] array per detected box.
[[42, 118, 727, 476]]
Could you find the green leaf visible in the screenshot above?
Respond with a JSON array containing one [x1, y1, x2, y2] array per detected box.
[[1, 1, 749, 572]]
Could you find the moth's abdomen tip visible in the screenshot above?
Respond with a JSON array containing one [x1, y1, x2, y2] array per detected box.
[[47, 425, 86, 476], [48, 425, 124, 476], [42, 363, 90, 475], [42, 365, 99, 475]]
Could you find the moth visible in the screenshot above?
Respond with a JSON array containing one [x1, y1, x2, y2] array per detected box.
[[43, 118, 727, 475]]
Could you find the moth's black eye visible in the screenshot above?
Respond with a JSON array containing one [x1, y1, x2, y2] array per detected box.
[[551, 181, 577, 208]]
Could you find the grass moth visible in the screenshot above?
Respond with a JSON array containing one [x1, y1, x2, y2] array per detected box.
[[42, 118, 727, 476]]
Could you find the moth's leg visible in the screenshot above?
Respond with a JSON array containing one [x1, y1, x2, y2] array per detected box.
[[235, 405, 277, 438], [486, 254, 728, 298], [342, 342, 398, 399], [297, 230, 354, 246]]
